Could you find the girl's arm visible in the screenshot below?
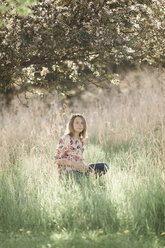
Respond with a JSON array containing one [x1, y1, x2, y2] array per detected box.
[[55, 159, 88, 173]]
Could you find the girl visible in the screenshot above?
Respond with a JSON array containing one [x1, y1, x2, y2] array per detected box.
[[54, 114, 109, 176], [54, 114, 88, 174]]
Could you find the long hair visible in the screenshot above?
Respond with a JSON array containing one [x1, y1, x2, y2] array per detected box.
[[67, 114, 87, 139]]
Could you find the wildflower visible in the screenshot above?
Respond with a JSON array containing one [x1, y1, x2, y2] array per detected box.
[[82, 236, 86, 240], [124, 230, 129, 234], [19, 228, 24, 232], [161, 232, 165, 235], [98, 229, 104, 234], [116, 232, 122, 235], [26, 230, 31, 234]]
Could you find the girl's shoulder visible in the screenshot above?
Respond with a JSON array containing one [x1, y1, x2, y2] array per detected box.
[[62, 134, 70, 139], [79, 137, 84, 145], [59, 134, 70, 144]]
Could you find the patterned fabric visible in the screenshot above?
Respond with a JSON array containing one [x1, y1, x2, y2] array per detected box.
[[54, 134, 84, 173]]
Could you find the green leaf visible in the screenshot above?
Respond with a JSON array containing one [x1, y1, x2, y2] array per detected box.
[[0, 20, 5, 26], [0, 5, 8, 14], [17, 6, 31, 16]]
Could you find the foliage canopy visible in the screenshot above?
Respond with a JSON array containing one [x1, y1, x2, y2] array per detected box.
[[0, 0, 165, 99]]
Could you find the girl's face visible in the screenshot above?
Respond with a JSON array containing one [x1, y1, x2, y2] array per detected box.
[[73, 117, 84, 134]]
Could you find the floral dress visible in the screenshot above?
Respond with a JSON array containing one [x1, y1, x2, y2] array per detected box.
[[54, 134, 85, 173]]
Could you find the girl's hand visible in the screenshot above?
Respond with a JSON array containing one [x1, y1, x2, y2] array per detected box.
[[82, 161, 89, 172], [70, 161, 88, 173], [55, 159, 89, 173]]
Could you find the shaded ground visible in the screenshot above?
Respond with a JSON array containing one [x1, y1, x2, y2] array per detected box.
[[0, 230, 165, 248]]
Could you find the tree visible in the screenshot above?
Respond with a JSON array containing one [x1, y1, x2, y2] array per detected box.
[[0, 0, 37, 17], [0, 0, 165, 101]]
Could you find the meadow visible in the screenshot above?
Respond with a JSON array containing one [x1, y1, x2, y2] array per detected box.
[[0, 70, 165, 247]]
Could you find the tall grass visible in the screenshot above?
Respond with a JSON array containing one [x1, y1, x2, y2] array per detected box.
[[0, 135, 164, 236], [0, 70, 165, 246]]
